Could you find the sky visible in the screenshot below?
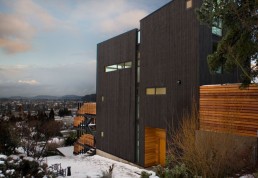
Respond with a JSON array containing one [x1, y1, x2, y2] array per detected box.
[[0, 0, 171, 97]]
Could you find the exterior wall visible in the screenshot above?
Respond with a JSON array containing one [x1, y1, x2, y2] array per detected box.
[[96, 0, 240, 167], [96, 29, 137, 162], [139, 0, 200, 166], [138, 0, 239, 166]]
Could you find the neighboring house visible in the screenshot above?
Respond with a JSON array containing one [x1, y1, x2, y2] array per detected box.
[[96, 0, 239, 167]]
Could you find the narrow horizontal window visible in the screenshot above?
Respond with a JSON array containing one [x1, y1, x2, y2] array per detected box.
[[156, 88, 166, 95], [117, 63, 125, 69], [105, 65, 117, 72], [146, 88, 155, 95], [124, 61, 132, 68]]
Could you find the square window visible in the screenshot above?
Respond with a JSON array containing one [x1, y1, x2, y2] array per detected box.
[[156, 88, 166, 95], [146, 88, 155, 95], [186, 0, 192, 9]]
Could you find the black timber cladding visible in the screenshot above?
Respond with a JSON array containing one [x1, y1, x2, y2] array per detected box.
[[138, 0, 238, 166], [96, 0, 240, 167], [96, 29, 137, 162]]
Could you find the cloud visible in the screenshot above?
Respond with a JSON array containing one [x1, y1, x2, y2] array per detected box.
[[65, 0, 148, 35], [18, 79, 39, 85], [0, 61, 96, 97], [0, 0, 57, 54], [12, 0, 57, 30], [0, 13, 35, 54], [99, 10, 147, 33], [0, 38, 31, 54]]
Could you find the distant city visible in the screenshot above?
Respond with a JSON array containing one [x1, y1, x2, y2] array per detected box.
[[0, 94, 96, 119]]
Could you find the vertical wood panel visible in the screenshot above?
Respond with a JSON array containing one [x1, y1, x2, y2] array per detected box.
[[144, 127, 166, 167], [96, 29, 137, 162]]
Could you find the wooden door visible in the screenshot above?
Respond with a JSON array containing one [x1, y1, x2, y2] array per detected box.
[[145, 127, 166, 167]]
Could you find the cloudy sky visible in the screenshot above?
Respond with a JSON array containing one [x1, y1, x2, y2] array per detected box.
[[0, 0, 170, 97]]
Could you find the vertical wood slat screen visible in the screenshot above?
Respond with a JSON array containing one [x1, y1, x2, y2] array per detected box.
[[144, 127, 166, 167], [200, 84, 258, 137]]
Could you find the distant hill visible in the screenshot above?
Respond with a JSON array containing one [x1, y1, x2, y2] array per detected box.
[[60, 95, 83, 100], [0, 94, 96, 101], [32, 95, 59, 100], [82, 94, 96, 102], [8, 96, 29, 100]]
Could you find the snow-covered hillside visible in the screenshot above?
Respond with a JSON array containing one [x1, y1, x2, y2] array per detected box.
[[46, 154, 157, 178]]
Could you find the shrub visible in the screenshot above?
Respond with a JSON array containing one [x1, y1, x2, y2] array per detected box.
[[154, 164, 189, 178], [0, 154, 55, 178], [167, 103, 254, 178], [140, 171, 151, 178], [101, 164, 114, 178]]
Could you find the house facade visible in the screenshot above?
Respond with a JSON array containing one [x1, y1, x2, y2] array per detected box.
[[96, 0, 239, 167]]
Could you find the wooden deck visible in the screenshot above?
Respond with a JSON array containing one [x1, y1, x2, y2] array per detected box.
[[77, 103, 96, 115]]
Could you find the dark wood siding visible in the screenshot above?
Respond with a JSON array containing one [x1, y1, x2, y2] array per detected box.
[[139, 0, 200, 166], [96, 29, 137, 162], [139, 0, 239, 166]]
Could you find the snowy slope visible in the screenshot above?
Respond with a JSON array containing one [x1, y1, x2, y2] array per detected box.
[[45, 155, 157, 178]]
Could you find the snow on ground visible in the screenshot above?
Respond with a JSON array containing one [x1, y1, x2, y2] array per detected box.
[[45, 154, 157, 178], [0, 155, 7, 160]]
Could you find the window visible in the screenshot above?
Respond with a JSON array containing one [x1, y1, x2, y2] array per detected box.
[[137, 60, 140, 83], [117, 63, 125, 69], [146, 87, 167, 95], [186, 0, 192, 9], [137, 51, 140, 59], [212, 18, 222, 36], [137, 30, 141, 44], [215, 66, 223, 74], [105, 61, 132, 72], [124, 61, 132, 68], [105, 65, 117, 72], [146, 88, 155, 95], [156, 88, 166, 95]]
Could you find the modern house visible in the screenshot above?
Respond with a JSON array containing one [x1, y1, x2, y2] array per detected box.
[[96, 0, 239, 167]]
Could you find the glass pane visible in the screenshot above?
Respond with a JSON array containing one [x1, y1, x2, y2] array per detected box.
[[137, 31, 140, 44], [186, 0, 192, 9], [117, 63, 125, 69], [137, 51, 140, 59], [146, 88, 155, 95], [215, 66, 222, 74], [212, 26, 222, 36], [105, 65, 117, 72], [124, 61, 132, 68], [137, 67, 140, 83], [156, 87, 166, 95]]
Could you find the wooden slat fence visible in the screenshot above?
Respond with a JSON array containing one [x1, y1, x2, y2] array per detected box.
[[200, 84, 258, 137]]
